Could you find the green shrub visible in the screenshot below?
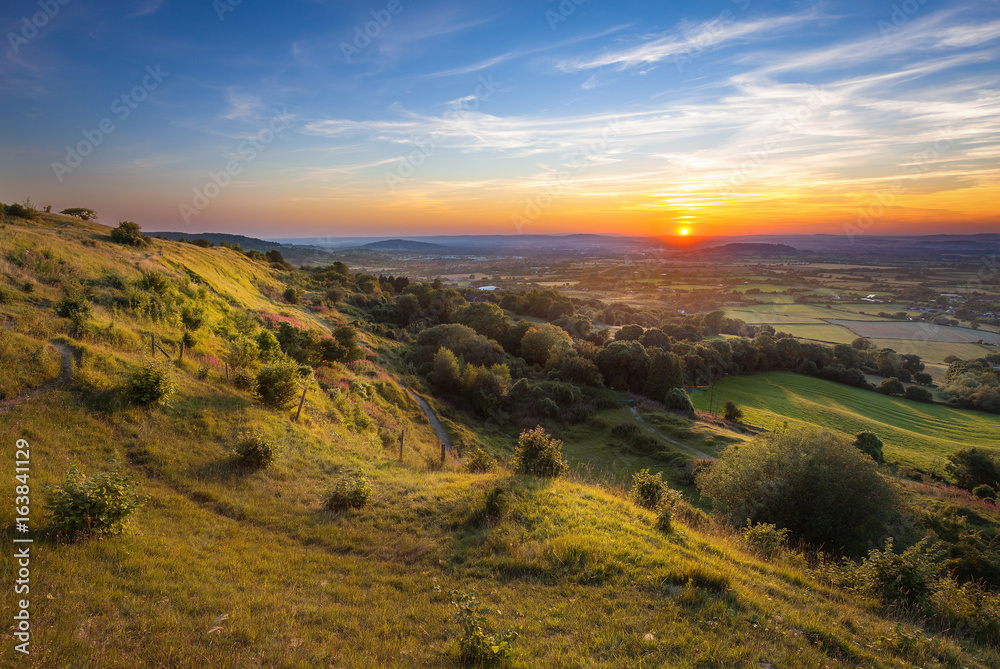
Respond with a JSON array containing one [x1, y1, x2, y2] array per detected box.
[[231, 366, 257, 392], [722, 401, 743, 422], [55, 293, 92, 320], [449, 590, 519, 667], [465, 448, 497, 473], [227, 336, 260, 368], [325, 474, 373, 512], [283, 287, 299, 304], [44, 461, 141, 537], [946, 448, 1000, 491], [904, 385, 933, 402], [743, 521, 789, 558], [853, 431, 884, 463], [630, 468, 665, 509], [849, 538, 945, 608], [124, 359, 176, 405], [698, 428, 900, 556], [512, 426, 567, 478], [664, 388, 695, 418], [971, 484, 997, 501], [255, 362, 300, 408], [654, 501, 673, 534], [233, 432, 278, 469], [110, 220, 150, 246]]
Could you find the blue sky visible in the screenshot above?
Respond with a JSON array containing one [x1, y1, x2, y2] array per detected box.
[[2, 0, 999, 237]]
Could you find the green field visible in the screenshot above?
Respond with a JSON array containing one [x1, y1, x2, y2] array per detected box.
[[770, 323, 858, 344], [726, 304, 887, 324], [871, 339, 997, 364], [690, 372, 1000, 472]]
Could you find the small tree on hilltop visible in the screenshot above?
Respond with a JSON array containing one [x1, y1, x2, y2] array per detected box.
[[513, 426, 566, 478], [110, 220, 150, 247], [60, 207, 97, 221]]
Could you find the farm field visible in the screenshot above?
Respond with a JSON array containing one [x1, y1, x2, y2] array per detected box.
[[689, 371, 1000, 472], [828, 320, 1000, 344], [870, 339, 997, 364], [769, 323, 858, 344], [726, 304, 887, 324]]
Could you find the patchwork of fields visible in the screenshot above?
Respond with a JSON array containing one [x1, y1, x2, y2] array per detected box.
[[827, 319, 1000, 344], [689, 371, 1000, 472]]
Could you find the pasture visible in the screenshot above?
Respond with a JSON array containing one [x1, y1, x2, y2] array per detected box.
[[827, 320, 1000, 344]]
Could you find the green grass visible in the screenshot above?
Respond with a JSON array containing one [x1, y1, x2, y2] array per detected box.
[[725, 303, 889, 324], [870, 338, 998, 364], [690, 371, 1000, 472], [768, 323, 858, 344]]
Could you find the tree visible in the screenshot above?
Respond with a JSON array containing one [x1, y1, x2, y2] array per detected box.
[[879, 377, 904, 395], [946, 448, 1000, 491], [595, 340, 649, 392], [457, 302, 511, 342], [698, 429, 900, 556], [852, 337, 872, 350], [904, 385, 933, 402], [722, 401, 743, 422], [853, 431, 884, 463], [644, 349, 683, 401], [255, 362, 301, 409], [520, 323, 572, 366], [60, 207, 97, 220], [664, 388, 695, 418], [914, 372, 933, 385], [110, 220, 150, 247], [615, 324, 644, 341], [432, 347, 462, 393]]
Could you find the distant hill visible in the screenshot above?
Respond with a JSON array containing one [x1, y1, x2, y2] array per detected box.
[[682, 242, 807, 258], [359, 239, 451, 252], [151, 231, 287, 253]]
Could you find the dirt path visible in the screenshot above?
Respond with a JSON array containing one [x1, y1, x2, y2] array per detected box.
[[0, 341, 75, 413], [628, 406, 714, 460]]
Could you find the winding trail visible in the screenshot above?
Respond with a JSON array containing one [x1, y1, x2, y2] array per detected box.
[[627, 405, 714, 460], [0, 341, 75, 413]]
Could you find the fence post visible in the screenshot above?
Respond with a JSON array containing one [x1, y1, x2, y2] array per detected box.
[[398, 429, 405, 461], [225, 362, 230, 383], [295, 386, 307, 421], [440, 441, 446, 465], [151, 334, 155, 357], [179, 341, 184, 362]]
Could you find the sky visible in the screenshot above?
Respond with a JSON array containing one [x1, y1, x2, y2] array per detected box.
[[2, 0, 999, 239]]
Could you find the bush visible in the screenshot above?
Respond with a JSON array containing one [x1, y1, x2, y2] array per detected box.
[[879, 377, 904, 395], [465, 448, 497, 473], [722, 400, 743, 422], [698, 428, 900, 556], [853, 431, 884, 463], [630, 468, 665, 509], [849, 538, 944, 608], [6, 203, 36, 219], [256, 362, 300, 408], [946, 448, 1000, 491], [110, 220, 150, 246], [124, 359, 176, 405], [231, 366, 257, 392], [283, 287, 299, 304], [743, 521, 789, 558], [512, 426, 567, 478], [325, 474, 373, 512], [233, 432, 278, 469], [654, 501, 673, 533], [55, 293, 92, 320], [44, 461, 141, 537], [664, 388, 695, 418], [450, 590, 519, 667], [904, 385, 933, 402], [972, 484, 997, 501]]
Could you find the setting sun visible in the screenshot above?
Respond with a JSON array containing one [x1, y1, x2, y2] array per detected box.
[[680, 228, 690, 236]]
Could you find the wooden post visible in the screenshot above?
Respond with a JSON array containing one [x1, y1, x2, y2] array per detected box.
[[398, 429, 405, 461], [225, 362, 230, 383], [151, 334, 155, 357], [295, 386, 307, 421], [179, 341, 185, 362], [440, 441, 446, 465]]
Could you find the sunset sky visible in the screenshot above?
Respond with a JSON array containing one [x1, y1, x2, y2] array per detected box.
[[2, 0, 998, 238]]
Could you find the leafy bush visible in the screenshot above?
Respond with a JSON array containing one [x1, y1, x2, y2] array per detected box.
[[231, 366, 257, 392], [55, 293, 92, 320], [630, 468, 665, 509], [664, 388, 695, 418], [946, 448, 1000, 491], [110, 220, 150, 246], [255, 362, 301, 408], [743, 521, 789, 558], [449, 590, 519, 667], [654, 501, 673, 534], [698, 428, 900, 556], [972, 484, 997, 501], [465, 448, 497, 473], [904, 385, 933, 402], [283, 287, 299, 304], [512, 426, 566, 478], [44, 461, 141, 537], [233, 432, 278, 469], [879, 377, 904, 395], [325, 474, 373, 512], [5, 202, 36, 219], [124, 360, 176, 405], [722, 400, 743, 422], [853, 431, 884, 463], [849, 538, 945, 608]]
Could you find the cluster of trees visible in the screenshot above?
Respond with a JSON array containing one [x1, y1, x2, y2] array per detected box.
[[940, 354, 1000, 413]]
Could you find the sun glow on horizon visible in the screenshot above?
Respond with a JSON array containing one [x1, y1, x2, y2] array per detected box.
[[680, 228, 690, 236]]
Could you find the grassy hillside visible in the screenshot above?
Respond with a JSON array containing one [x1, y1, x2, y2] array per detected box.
[[2, 215, 999, 667], [689, 371, 1000, 472]]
